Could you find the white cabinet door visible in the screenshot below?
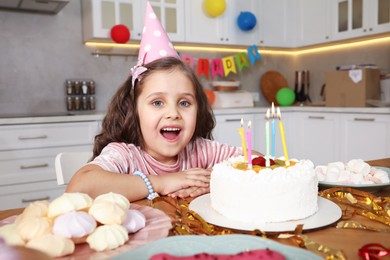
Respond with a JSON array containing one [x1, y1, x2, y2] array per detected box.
[[296, 0, 332, 46], [185, 0, 261, 45], [293, 112, 340, 165], [340, 113, 390, 161], [82, 0, 144, 42], [330, 0, 390, 41], [213, 114, 257, 150], [145, 0, 185, 42], [258, 0, 296, 47]]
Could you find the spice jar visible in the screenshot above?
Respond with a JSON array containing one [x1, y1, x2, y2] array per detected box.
[[89, 81, 95, 94], [89, 96, 95, 110], [74, 96, 81, 110], [66, 96, 73, 111], [74, 81, 81, 95], [82, 96, 88, 110], [82, 81, 88, 95], [65, 80, 73, 95]]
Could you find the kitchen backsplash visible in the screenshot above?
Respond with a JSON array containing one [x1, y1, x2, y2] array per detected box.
[[0, 0, 389, 115]]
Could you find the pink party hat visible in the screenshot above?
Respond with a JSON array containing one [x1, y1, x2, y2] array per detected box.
[[131, 1, 179, 85]]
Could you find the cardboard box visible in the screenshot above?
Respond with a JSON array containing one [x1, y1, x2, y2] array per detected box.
[[325, 68, 380, 107]]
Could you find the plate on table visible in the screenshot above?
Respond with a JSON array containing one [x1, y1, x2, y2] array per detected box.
[[0, 204, 172, 259], [319, 166, 390, 193], [189, 194, 341, 233], [113, 234, 322, 260]]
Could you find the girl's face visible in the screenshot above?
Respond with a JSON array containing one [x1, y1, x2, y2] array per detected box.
[[137, 69, 198, 164]]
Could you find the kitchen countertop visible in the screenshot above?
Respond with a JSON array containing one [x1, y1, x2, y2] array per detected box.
[[0, 106, 389, 125]]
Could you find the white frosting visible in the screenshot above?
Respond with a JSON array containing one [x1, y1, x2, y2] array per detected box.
[[210, 156, 319, 223], [86, 224, 128, 251], [123, 209, 146, 233], [315, 159, 390, 184], [48, 193, 93, 218], [94, 192, 130, 211], [89, 201, 126, 225], [0, 224, 25, 246], [52, 211, 97, 238], [16, 216, 52, 241], [26, 234, 75, 257]]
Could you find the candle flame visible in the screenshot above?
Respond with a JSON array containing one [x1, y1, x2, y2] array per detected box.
[[240, 118, 243, 127], [266, 109, 270, 119], [248, 121, 252, 128], [271, 102, 275, 117], [277, 107, 282, 120]]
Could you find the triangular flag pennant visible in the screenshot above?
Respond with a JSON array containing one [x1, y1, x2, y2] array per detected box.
[[197, 58, 210, 78], [211, 59, 224, 78], [181, 54, 195, 69], [222, 56, 237, 76], [247, 45, 262, 64], [235, 53, 250, 71]]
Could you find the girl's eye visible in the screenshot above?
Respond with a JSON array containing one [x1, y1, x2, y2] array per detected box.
[[179, 100, 190, 107], [152, 100, 163, 107]]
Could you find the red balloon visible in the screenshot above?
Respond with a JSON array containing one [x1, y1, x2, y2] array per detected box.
[[110, 24, 130, 43]]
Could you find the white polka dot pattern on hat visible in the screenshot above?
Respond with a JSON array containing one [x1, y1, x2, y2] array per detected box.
[[159, 50, 168, 57], [153, 30, 162, 37]]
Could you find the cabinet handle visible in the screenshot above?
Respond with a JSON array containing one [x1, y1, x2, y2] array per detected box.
[[20, 163, 49, 170], [354, 118, 375, 122], [225, 119, 241, 122], [308, 116, 325, 120], [22, 196, 50, 203], [18, 135, 48, 140]]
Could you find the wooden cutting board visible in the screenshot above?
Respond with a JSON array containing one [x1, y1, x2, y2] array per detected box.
[[260, 71, 288, 105]]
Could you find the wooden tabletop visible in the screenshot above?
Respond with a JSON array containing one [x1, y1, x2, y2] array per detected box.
[[1, 158, 389, 259]]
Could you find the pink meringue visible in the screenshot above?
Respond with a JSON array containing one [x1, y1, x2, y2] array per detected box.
[[123, 209, 146, 233], [53, 211, 97, 238]]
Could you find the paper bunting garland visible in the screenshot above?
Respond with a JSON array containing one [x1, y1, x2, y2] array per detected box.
[[183, 45, 262, 78]]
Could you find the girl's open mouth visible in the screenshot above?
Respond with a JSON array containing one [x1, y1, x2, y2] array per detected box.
[[160, 127, 181, 140]]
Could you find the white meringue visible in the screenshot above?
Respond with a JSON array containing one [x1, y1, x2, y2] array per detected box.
[[26, 234, 75, 258], [0, 224, 25, 246], [89, 201, 126, 225], [53, 211, 97, 238], [15, 200, 49, 225], [16, 216, 51, 241], [86, 224, 128, 251], [48, 192, 93, 218], [123, 209, 146, 233], [94, 192, 130, 211]]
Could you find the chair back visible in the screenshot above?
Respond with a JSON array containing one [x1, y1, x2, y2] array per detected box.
[[55, 151, 93, 185]]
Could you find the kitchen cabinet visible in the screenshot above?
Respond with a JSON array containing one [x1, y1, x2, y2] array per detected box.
[[213, 113, 260, 152], [340, 113, 390, 162], [82, 0, 144, 42], [82, 0, 185, 43], [331, 0, 390, 41], [258, 0, 296, 48], [296, 0, 332, 47], [185, 0, 261, 45], [292, 112, 340, 165], [0, 121, 99, 210]]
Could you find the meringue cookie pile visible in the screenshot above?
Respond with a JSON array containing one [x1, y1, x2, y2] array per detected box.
[[315, 159, 390, 185], [0, 192, 146, 258]]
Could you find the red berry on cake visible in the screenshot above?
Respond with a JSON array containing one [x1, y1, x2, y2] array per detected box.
[[252, 156, 275, 167]]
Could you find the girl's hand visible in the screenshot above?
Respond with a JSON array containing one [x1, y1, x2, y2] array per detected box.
[[151, 168, 211, 196], [167, 186, 210, 198]]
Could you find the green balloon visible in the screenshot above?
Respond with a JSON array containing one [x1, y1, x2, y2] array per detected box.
[[276, 88, 295, 106]]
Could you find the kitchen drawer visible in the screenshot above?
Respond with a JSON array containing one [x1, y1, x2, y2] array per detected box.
[[0, 121, 98, 151], [0, 145, 92, 186], [0, 181, 65, 210]]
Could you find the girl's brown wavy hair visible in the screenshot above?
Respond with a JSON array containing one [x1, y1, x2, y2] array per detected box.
[[92, 57, 215, 159]]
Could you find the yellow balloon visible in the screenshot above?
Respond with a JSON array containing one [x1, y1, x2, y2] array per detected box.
[[204, 0, 226, 17]]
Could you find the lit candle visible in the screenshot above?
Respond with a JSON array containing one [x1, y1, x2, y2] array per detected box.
[[265, 109, 270, 167], [271, 102, 276, 158], [246, 121, 252, 169], [277, 107, 290, 166], [238, 118, 248, 161]]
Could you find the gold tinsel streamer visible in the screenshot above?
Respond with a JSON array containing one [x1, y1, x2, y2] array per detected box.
[[319, 187, 390, 227], [149, 195, 347, 258]]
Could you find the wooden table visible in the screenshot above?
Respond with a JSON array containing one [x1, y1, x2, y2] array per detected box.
[[1, 158, 389, 259]]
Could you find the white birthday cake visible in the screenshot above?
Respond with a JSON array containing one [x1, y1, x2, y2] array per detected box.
[[210, 156, 319, 223]]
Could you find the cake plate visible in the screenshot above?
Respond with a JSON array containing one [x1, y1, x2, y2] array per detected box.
[[189, 194, 341, 232]]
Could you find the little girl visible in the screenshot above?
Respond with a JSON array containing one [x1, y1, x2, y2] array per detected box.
[[66, 2, 260, 202], [66, 57, 250, 201]]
